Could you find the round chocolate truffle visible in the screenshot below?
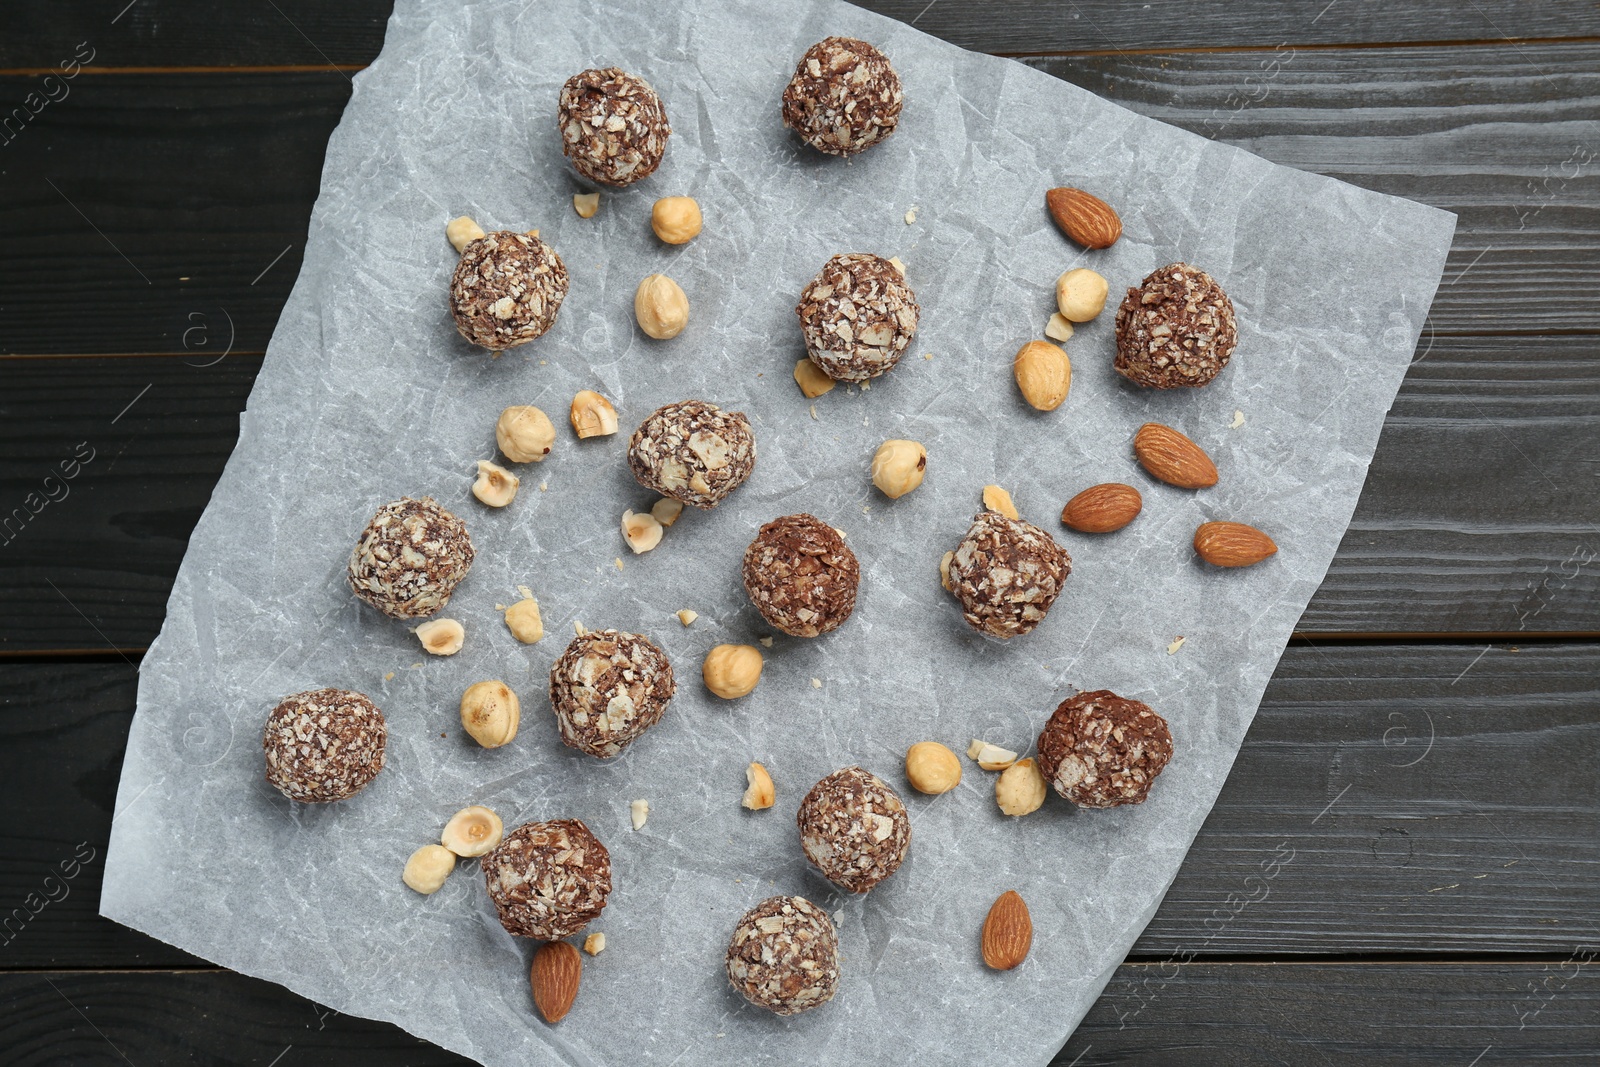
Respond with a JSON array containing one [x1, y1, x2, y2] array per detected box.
[[725, 895, 841, 1016], [449, 231, 569, 351], [347, 496, 474, 620], [481, 819, 612, 939], [782, 37, 903, 157], [548, 629, 676, 758], [742, 514, 860, 638], [262, 688, 386, 803], [1036, 690, 1173, 808], [626, 400, 756, 509], [796, 253, 919, 382], [796, 766, 911, 893], [946, 510, 1071, 639], [1114, 262, 1237, 389], [557, 67, 670, 187]]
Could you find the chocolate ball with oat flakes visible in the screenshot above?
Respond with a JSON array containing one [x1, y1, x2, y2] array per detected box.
[[262, 688, 386, 803], [725, 895, 841, 1015], [347, 496, 474, 620], [481, 819, 611, 939], [626, 400, 755, 509], [946, 511, 1071, 639], [1037, 690, 1173, 808], [796, 253, 919, 382], [1114, 262, 1237, 389], [557, 67, 670, 187], [797, 766, 911, 893], [449, 231, 568, 352], [548, 629, 676, 758], [742, 514, 859, 638], [782, 37, 903, 157]]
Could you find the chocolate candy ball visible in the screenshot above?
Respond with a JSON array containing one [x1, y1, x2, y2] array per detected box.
[[481, 819, 612, 938], [1114, 262, 1237, 388], [626, 400, 756, 509], [742, 514, 860, 638], [796, 766, 911, 893], [449, 231, 569, 351], [1036, 690, 1173, 808], [782, 37, 903, 157], [262, 688, 386, 803], [347, 496, 474, 620], [557, 67, 670, 187], [726, 895, 841, 1015], [548, 630, 676, 758], [796, 253, 918, 382], [945, 511, 1070, 639]]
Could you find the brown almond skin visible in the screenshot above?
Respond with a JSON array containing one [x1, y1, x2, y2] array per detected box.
[[1061, 483, 1142, 533], [1045, 187, 1121, 249], [1133, 423, 1219, 489], [1195, 521, 1278, 567], [530, 940, 582, 1024], [981, 889, 1034, 970]]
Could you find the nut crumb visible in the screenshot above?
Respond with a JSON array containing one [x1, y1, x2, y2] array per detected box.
[[630, 798, 649, 831], [982, 484, 1020, 520], [574, 621, 586, 636], [1167, 636, 1186, 655], [415, 618, 465, 656], [1230, 410, 1246, 429], [794, 358, 837, 399], [1045, 313, 1076, 343], [539, 482, 548, 492], [810, 678, 822, 689], [742, 762, 775, 810], [573, 192, 600, 219], [615, 557, 624, 571], [622, 509, 664, 554], [809, 404, 818, 421], [583, 932, 606, 955], [383, 671, 395, 682], [758, 636, 774, 648], [887, 256, 906, 277], [923, 352, 933, 360], [969, 741, 1018, 771], [651, 497, 684, 528], [904, 206, 917, 224]]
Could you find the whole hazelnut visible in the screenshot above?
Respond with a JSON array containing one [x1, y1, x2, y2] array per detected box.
[[904, 741, 961, 795], [496, 406, 556, 463], [702, 644, 764, 699], [870, 439, 927, 499], [651, 196, 702, 244], [460, 680, 520, 748], [402, 844, 456, 895], [995, 757, 1047, 816], [635, 274, 689, 339], [1056, 268, 1109, 322]]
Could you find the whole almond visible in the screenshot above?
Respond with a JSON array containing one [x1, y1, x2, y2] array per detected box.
[[1194, 521, 1278, 567], [1013, 340, 1071, 411], [1133, 423, 1219, 489], [1061, 483, 1142, 533], [1045, 187, 1122, 249], [530, 940, 582, 1024], [981, 889, 1033, 970]]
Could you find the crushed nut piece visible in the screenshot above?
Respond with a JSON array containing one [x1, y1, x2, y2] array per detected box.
[[631, 799, 649, 831], [904, 206, 917, 224], [676, 609, 698, 626], [446, 215, 486, 254], [742, 762, 776, 810], [982, 484, 1020, 520], [505, 598, 543, 644], [939, 550, 955, 592], [1045, 313, 1076, 343], [441, 805, 505, 857], [810, 678, 822, 689], [887, 256, 906, 277], [1167, 636, 1186, 655], [573, 192, 600, 219], [794, 358, 837, 399], [1230, 410, 1246, 429], [571, 390, 619, 438], [971, 742, 1019, 771], [651, 497, 684, 527], [622, 509, 664, 553], [583, 932, 607, 955], [415, 618, 465, 656], [574, 621, 586, 636], [758, 635, 774, 649], [472, 459, 519, 507]]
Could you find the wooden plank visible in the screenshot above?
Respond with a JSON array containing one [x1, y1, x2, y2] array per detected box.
[[2, 644, 1593, 970]]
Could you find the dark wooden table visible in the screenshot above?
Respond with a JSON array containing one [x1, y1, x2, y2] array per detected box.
[[2, 2, 1597, 1063]]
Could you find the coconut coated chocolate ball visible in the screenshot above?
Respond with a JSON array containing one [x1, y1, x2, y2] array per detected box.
[[742, 514, 860, 638], [626, 400, 755, 509], [449, 231, 569, 351], [782, 37, 903, 157], [548, 630, 676, 758], [1036, 690, 1173, 808], [347, 496, 474, 620], [1114, 262, 1237, 388], [796, 766, 911, 893], [262, 688, 386, 803], [945, 510, 1070, 639], [481, 819, 612, 939], [796, 253, 918, 382], [725, 895, 841, 1016], [557, 67, 670, 187]]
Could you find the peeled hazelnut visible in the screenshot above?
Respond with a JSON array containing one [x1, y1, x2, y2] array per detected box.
[[651, 497, 684, 527], [415, 618, 465, 656], [871, 439, 928, 499], [742, 761, 775, 810], [446, 215, 486, 254], [1056, 267, 1109, 322], [460, 680, 520, 748], [496, 405, 556, 463], [983, 484, 1020, 520], [703, 643, 764, 699], [996, 758, 1047, 816], [634, 273, 689, 339], [440, 805, 504, 857], [402, 844, 457, 894], [1014, 340, 1071, 411], [621, 509, 664, 554], [1044, 313, 1075, 343], [793, 358, 837, 399], [472, 459, 520, 507], [583, 932, 607, 955], [650, 196, 702, 244], [573, 191, 600, 219], [570, 390, 619, 438], [905, 741, 962, 795], [504, 598, 544, 644]]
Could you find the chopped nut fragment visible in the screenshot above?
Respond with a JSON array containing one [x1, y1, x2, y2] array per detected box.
[[572, 191, 600, 219], [505, 598, 544, 644], [631, 799, 649, 831], [887, 256, 906, 277], [583, 932, 607, 955], [446, 215, 486, 254], [1045, 313, 1075, 343], [441, 805, 505, 856], [415, 618, 465, 656], [676, 609, 698, 626], [982, 484, 1020, 520], [472, 459, 519, 507], [571, 390, 619, 438], [758, 635, 774, 648], [742, 762, 776, 810], [615, 557, 625, 571], [622, 509, 664, 554], [939, 550, 955, 592], [810, 678, 822, 689], [1230, 410, 1246, 429], [794, 358, 837, 399], [651, 497, 684, 527], [574, 620, 586, 636], [970, 741, 1019, 771], [1167, 636, 1186, 655], [904, 206, 917, 224]]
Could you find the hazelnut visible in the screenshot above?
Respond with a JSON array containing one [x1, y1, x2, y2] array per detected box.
[[631, 798, 649, 831], [871, 439, 928, 499], [651, 497, 684, 527], [1013, 340, 1071, 411], [650, 196, 702, 244], [634, 274, 689, 339], [793, 358, 837, 399], [472, 459, 519, 507], [703, 643, 764, 699], [460, 680, 520, 748], [572, 191, 599, 219], [982, 484, 1020, 520], [402, 844, 456, 894], [496, 405, 556, 463], [446, 215, 486, 254], [504, 598, 544, 644], [1044, 313, 1075, 343], [1056, 268, 1108, 322], [570, 390, 619, 438], [415, 617, 465, 656], [742, 761, 775, 810], [440, 805, 504, 857], [621, 509, 664, 554], [583, 932, 607, 955], [905, 741, 961, 795], [996, 757, 1047, 816]]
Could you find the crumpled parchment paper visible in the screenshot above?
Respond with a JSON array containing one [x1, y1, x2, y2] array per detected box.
[[101, 0, 1457, 1063]]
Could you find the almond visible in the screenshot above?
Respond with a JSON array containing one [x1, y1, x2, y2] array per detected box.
[[981, 889, 1033, 971], [530, 940, 582, 1024], [1194, 521, 1278, 567], [1045, 187, 1121, 249], [1061, 483, 1142, 533], [1133, 423, 1218, 489]]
